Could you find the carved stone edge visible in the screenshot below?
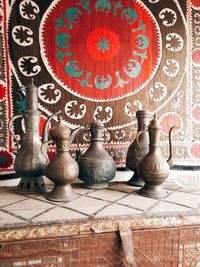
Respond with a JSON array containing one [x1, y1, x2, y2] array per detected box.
[[0, 213, 200, 242]]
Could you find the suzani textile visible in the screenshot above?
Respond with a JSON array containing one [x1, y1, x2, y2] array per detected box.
[[0, 0, 200, 174]]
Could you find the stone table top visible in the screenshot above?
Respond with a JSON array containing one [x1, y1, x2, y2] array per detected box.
[[0, 170, 200, 242]]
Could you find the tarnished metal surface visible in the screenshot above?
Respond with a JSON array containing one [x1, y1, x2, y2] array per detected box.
[[8, 80, 47, 194]]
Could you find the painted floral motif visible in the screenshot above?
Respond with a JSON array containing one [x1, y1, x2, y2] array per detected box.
[[18, 56, 41, 76], [163, 59, 180, 77], [114, 129, 126, 140], [97, 37, 111, 52], [149, 82, 167, 102], [166, 33, 184, 52], [170, 91, 184, 112], [103, 129, 111, 142], [189, 142, 200, 158], [192, 104, 200, 123], [191, 0, 200, 8], [125, 101, 143, 117], [93, 106, 113, 123], [0, 150, 14, 168], [87, 28, 120, 61], [38, 83, 61, 104], [12, 26, 33, 46], [19, 0, 39, 20], [192, 49, 200, 66], [159, 8, 177, 27], [160, 112, 183, 135], [65, 101, 86, 119], [125, 102, 135, 117]]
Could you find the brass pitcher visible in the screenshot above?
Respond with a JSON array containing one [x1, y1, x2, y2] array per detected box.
[[137, 113, 175, 198], [126, 110, 151, 187], [76, 119, 116, 189], [41, 116, 80, 202], [8, 80, 47, 194]]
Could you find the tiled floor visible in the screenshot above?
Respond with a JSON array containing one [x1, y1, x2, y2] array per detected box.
[[0, 170, 200, 228]]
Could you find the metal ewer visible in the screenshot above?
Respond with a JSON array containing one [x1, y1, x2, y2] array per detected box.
[[41, 116, 80, 202], [126, 110, 152, 187], [8, 80, 47, 194], [137, 113, 175, 198], [76, 119, 116, 189]]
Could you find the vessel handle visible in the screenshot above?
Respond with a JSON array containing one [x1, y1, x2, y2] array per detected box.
[[167, 126, 177, 168], [135, 126, 148, 159], [42, 110, 62, 143], [8, 115, 23, 151], [128, 128, 137, 139], [41, 140, 54, 161], [75, 126, 89, 159]]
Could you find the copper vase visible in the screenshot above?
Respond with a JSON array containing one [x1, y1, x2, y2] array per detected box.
[[42, 117, 80, 202], [137, 114, 175, 198], [8, 80, 47, 194], [126, 110, 151, 187], [76, 119, 116, 189]]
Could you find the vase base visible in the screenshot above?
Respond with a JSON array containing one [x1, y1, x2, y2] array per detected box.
[[138, 184, 168, 199], [83, 182, 108, 189], [46, 184, 77, 202], [16, 176, 47, 194], [127, 173, 144, 187]]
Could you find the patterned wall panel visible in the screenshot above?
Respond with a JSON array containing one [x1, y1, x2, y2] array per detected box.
[[0, 0, 199, 174]]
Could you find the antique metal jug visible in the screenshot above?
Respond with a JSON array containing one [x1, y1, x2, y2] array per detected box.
[[41, 116, 80, 202], [76, 119, 116, 189], [137, 113, 175, 198], [8, 80, 47, 194], [126, 110, 151, 187]]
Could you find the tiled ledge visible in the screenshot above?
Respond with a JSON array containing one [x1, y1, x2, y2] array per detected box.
[[0, 170, 200, 242]]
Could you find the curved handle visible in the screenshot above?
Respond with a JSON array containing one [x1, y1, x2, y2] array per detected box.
[[8, 115, 23, 151], [42, 110, 62, 143], [41, 140, 54, 161], [167, 126, 176, 168], [135, 127, 147, 159], [75, 127, 89, 159], [128, 127, 137, 139]]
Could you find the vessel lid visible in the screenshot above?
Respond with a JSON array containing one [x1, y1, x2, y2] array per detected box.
[[149, 113, 161, 130], [90, 118, 104, 129], [136, 110, 151, 116], [50, 116, 71, 140], [26, 78, 37, 91]]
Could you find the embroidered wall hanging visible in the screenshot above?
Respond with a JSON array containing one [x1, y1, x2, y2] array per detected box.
[[0, 0, 199, 174]]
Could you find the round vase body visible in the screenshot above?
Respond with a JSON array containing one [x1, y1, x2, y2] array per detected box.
[[78, 120, 116, 189], [47, 151, 79, 185], [79, 151, 116, 189], [138, 151, 170, 198], [46, 151, 78, 202]]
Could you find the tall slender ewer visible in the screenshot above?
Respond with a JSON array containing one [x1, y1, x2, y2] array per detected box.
[[9, 80, 47, 194]]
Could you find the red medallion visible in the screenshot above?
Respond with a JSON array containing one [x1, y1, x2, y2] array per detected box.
[[40, 0, 161, 101]]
